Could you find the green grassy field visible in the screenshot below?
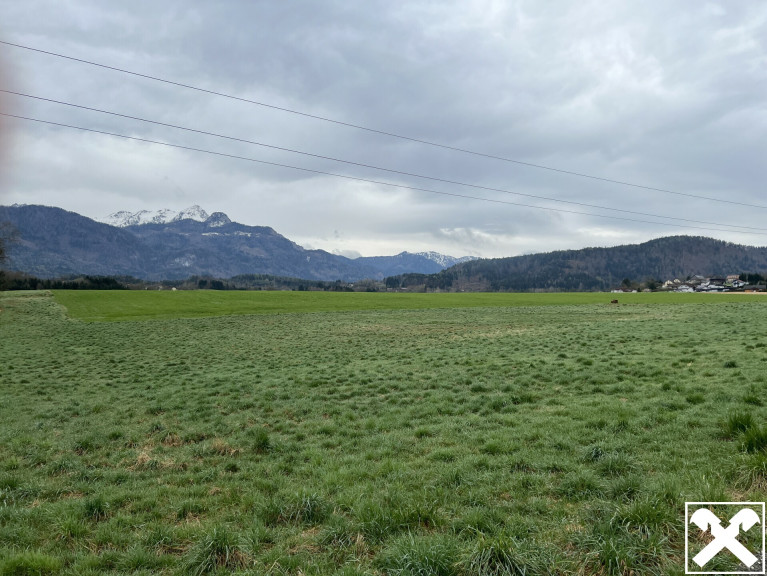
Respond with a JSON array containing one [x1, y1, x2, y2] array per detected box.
[[53, 289, 759, 321], [1, 290, 766, 575]]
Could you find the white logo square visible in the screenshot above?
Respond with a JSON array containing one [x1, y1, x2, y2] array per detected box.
[[686, 502, 765, 574]]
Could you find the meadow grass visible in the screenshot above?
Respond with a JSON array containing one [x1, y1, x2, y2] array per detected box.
[[51, 289, 758, 321], [1, 290, 766, 574]]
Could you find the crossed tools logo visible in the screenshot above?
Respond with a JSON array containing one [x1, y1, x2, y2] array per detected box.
[[686, 502, 765, 574]]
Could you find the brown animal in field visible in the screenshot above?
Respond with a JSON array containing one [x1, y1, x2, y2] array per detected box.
[[610, 299, 619, 304]]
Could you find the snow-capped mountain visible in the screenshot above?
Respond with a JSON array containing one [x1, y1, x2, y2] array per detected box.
[[412, 251, 478, 268], [9, 204, 478, 279], [354, 251, 478, 277], [101, 205, 209, 227], [96, 208, 477, 273]]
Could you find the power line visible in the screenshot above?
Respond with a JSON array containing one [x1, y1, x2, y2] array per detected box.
[[3, 111, 766, 237], [2, 39, 764, 211], [3, 89, 765, 233]]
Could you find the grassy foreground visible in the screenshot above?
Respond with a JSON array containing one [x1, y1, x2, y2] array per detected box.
[[1, 290, 766, 575]]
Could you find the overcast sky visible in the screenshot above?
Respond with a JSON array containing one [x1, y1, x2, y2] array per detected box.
[[1, 1, 765, 258]]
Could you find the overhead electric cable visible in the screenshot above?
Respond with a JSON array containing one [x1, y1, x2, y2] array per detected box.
[[2, 39, 765, 211], [3, 112, 766, 237], [3, 89, 764, 233]]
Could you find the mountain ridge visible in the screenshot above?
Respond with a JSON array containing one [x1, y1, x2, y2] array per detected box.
[[0, 205, 473, 281], [356, 251, 477, 276]]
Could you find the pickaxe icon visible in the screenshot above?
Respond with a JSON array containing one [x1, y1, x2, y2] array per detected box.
[[690, 508, 760, 568]]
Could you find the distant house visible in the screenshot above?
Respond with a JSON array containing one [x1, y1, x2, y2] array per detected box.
[[696, 278, 727, 292], [723, 275, 746, 289], [685, 275, 706, 287]]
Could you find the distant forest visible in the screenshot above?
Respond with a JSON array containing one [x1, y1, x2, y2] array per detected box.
[[0, 273, 128, 291], [386, 236, 767, 292], [0, 272, 372, 292]]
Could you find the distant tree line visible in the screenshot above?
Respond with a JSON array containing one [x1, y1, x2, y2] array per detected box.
[[2, 267, 764, 293], [0, 272, 128, 291], [0, 271, 384, 292], [384, 266, 610, 292], [385, 272, 454, 291], [185, 275, 373, 291], [740, 273, 767, 284]]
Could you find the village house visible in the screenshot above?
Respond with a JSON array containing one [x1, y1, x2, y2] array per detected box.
[[616, 273, 763, 293]]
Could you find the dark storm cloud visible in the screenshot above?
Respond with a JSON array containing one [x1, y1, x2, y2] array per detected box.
[[1, 1, 765, 257]]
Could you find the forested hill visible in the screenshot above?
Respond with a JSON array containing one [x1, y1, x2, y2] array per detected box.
[[387, 236, 767, 292]]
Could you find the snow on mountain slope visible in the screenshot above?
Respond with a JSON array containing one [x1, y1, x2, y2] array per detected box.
[[411, 251, 478, 268], [100, 205, 209, 227], [174, 205, 209, 223]]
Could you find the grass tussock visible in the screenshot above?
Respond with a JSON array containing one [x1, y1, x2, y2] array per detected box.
[[183, 525, 249, 575], [276, 492, 330, 525], [0, 552, 62, 576], [376, 532, 460, 576], [742, 426, 767, 453], [722, 411, 756, 438], [461, 534, 559, 575]]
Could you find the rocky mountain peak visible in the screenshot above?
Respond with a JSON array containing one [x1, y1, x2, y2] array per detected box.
[[205, 212, 231, 227], [173, 205, 209, 223]]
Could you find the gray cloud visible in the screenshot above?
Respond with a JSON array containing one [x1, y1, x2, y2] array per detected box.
[[1, 1, 766, 258]]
